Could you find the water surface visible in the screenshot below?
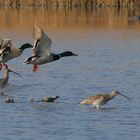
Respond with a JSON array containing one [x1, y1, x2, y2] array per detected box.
[[0, 8, 140, 140]]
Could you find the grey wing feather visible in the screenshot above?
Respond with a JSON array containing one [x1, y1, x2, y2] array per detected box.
[[32, 26, 52, 56], [9, 45, 22, 58], [0, 39, 22, 58], [1, 39, 11, 49]]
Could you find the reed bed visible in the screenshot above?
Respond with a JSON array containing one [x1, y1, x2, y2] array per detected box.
[[0, 0, 140, 8]]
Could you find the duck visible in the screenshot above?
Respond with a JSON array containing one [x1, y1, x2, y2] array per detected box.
[[79, 90, 131, 108], [31, 96, 59, 102], [0, 39, 32, 70], [41, 96, 59, 102], [4, 96, 15, 103], [0, 64, 22, 94], [24, 26, 78, 72]]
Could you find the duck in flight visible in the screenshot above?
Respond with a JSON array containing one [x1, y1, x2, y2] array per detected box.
[[0, 39, 32, 70], [24, 26, 78, 72]]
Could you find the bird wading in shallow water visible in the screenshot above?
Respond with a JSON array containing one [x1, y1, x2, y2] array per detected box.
[[0, 64, 22, 95], [0, 39, 32, 70], [79, 90, 131, 108], [24, 26, 78, 72]]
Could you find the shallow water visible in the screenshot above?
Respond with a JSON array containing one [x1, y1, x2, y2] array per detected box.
[[0, 8, 140, 140]]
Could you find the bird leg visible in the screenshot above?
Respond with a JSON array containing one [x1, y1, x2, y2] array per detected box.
[[33, 64, 38, 73], [0, 64, 2, 70], [3, 63, 8, 69], [96, 105, 100, 109]]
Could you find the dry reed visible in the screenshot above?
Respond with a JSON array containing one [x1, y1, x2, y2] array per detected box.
[[0, 0, 140, 8]]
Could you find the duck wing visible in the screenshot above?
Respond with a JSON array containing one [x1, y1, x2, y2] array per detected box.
[[8, 45, 22, 58], [0, 39, 11, 49], [32, 26, 52, 57], [0, 39, 22, 58]]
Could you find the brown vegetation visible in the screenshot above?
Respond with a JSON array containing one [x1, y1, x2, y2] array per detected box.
[[0, 7, 140, 31], [0, 0, 140, 8]]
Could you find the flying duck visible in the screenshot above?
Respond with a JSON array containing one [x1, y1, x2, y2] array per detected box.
[[24, 26, 78, 72], [0, 39, 32, 69]]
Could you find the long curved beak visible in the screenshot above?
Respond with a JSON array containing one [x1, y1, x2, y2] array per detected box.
[[119, 93, 131, 101], [9, 69, 22, 77]]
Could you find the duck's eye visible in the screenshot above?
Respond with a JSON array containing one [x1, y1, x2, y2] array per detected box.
[[32, 57, 36, 61], [7, 44, 11, 47]]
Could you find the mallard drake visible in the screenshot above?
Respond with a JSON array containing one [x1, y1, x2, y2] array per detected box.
[[0, 39, 32, 69], [24, 26, 77, 72], [79, 90, 131, 108]]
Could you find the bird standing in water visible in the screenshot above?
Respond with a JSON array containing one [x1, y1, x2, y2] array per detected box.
[[0, 39, 32, 70], [24, 26, 77, 72], [79, 90, 131, 108], [0, 64, 22, 94]]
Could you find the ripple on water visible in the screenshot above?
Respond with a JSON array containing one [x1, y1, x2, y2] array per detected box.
[[0, 9, 140, 140]]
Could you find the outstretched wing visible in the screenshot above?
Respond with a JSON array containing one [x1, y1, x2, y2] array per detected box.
[[32, 26, 52, 57], [0, 39, 22, 58], [0, 39, 11, 49], [9, 44, 22, 58]]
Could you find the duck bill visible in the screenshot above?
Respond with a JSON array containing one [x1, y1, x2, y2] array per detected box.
[[23, 61, 30, 64], [73, 53, 78, 56], [119, 93, 131, 101], [10, 70, 22, 77]]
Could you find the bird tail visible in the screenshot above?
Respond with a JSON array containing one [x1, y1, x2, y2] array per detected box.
[[55, 96, 59, 99], [79, 99, 92, 105], [79, 100, 87, 104]]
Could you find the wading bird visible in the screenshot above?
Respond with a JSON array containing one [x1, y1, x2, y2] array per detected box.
[[24, 26, 77, 72], [0, 64, 22, 94], [79, 90, 131, 108], [0, 39, 32, 69]]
